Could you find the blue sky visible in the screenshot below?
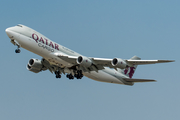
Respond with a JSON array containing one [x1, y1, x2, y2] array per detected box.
[[0, 0, 179, 120]]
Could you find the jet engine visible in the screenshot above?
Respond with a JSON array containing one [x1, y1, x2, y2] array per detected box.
[[111, 58, 127, 69], [77, 56, 92, 67], [27, 59, 43, 73]]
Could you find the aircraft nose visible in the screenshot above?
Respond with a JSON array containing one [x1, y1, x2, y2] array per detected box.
[[5, 28, 13, 38]]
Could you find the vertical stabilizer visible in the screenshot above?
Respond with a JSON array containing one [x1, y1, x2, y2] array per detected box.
[[118, 56, 141, 78]]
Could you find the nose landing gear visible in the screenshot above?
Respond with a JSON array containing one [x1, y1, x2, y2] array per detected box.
[[12, 40, 21, 53], [15, 48, 21, 53]]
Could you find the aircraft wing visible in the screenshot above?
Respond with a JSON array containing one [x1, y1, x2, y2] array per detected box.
[[54, 53, 174, 71], [91, 57, 174, 68], [126, 60, 175, 65], [123, 78, 156, 82]]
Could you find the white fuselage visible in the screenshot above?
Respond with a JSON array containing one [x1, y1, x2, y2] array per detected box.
[[5, 25, 131, 85]]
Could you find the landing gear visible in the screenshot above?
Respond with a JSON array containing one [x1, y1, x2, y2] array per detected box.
[[55, 71, 61, 78], [15, 49, 21, 53], [66, 74, 74, 80], [15, 42, 21, 53], [54, 69, 84, 80], [10, 40, 21, 53], [74, 70, 83, 79], [56, 74, 61, 78], [66, 70, 84, 80]]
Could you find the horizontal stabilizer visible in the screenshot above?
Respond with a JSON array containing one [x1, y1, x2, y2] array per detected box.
[[123, 78, 156, 82], [127, 60, 174, 65]]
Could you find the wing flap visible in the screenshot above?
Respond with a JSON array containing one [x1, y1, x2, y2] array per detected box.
[[53, 52, 78, 64], [58, 55, 78, 64], [123, 78, 156, 82], [91, 58, 113, 67]]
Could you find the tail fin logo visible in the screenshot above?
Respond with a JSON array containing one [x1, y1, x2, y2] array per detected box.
[[124, 67, 135, 78]]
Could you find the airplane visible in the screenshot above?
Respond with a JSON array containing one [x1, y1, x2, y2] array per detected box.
[[5, 24, 174, 86]]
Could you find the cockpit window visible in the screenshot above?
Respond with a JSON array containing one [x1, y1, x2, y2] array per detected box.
[[17, 25, 22, 27]]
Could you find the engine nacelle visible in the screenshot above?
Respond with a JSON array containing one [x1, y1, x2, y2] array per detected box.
[[111, 58, 127, 69], [77, 56, 92, 67], [27, 64, 42, 73], [27, 59, 43, 73]]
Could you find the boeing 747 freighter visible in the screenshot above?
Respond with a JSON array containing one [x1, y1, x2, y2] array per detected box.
[[5, 24, 174, 85]]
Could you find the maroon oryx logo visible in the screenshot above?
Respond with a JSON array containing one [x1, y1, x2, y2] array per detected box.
[[124, 67, 135, 78]]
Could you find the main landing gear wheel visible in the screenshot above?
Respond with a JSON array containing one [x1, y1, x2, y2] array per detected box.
[[75, 70, 83, 79], [66, 70, 84, 80], [55, 71, 61, 78], [56, 74, 61, 78], [66, 74, 74, 80]]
